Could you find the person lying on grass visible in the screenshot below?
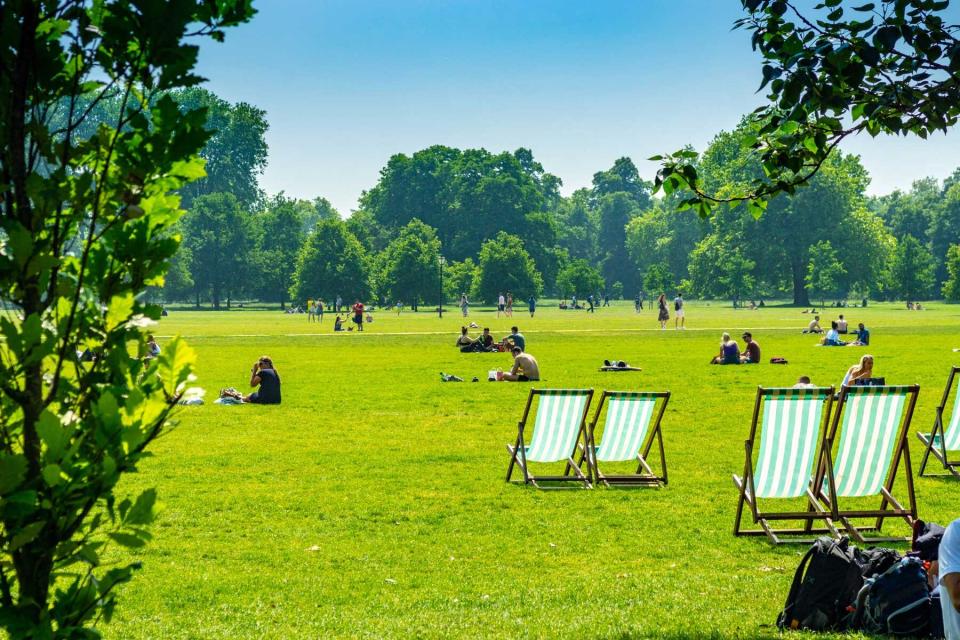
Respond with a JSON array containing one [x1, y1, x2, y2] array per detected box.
[[710, 332, 740, 365], [243, 356, 282, 404], [501, 346, 540, 382], [841, 354, 874, 388]]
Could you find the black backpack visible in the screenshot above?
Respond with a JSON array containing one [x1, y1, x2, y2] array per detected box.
[[851, 557, 931, 637], [857, 546, 902, 580], [778, 537, 864, 631]]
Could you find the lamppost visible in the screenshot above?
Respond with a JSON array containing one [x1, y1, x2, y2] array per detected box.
[[438, 255, 446, 318]]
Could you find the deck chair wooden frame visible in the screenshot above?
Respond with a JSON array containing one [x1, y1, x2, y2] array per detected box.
[[733, 386, 840, 545], [505, 388, 594, 489], [814, 384, 920, 543], [582, 391, 669, 487], [918, 367, 960, 478]]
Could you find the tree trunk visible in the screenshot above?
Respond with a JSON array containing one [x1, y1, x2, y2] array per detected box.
[[792, 259, 810, 306], [212, 284, 221, 310]]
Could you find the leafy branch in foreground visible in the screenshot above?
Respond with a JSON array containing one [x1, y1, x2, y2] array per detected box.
[[0, 1, 254, 637], [653, 0, 960, 218]]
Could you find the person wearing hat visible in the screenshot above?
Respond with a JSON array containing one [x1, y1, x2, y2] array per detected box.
[[740, 332, 761, 364]]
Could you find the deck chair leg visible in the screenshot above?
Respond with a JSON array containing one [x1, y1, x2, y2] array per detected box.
[[732, 474, 749, 536]]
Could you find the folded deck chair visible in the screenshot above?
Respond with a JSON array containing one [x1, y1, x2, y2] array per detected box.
[[815, 384, 920, 543], [918, 366, 960, 478], [505, 389, 593, 489], [733, 387, 838, 545], [584, 391, 669, 487]]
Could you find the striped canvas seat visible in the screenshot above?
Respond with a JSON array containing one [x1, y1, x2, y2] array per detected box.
[[919, 367, 960, 478], [524, 391, 591, 462], [733, 386, 837, 545], [588, 391, 669, 486], [753, 392, 828, 499], [821, 384, 919, 543], [506, 389, 593, 488], [830, 388, 908, 497]]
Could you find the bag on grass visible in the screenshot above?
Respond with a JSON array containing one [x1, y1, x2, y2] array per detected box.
[[851, 557, 931, 637], [777, 537, 863, 631], [856, 547, 902, 580]]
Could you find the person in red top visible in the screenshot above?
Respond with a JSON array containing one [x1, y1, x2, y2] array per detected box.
[[352, 300, 365, 331]]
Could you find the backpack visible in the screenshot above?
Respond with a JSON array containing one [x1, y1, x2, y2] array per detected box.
[[778, 537, 864, 631], [851, 557, 931, 637], [856, 547, 902, 580]]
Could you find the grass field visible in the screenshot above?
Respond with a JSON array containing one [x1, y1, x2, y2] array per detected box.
[[102, 301, 960, 639]]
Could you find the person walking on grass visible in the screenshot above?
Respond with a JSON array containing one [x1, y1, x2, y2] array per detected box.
[[506, 292, 514, 317], [657, 293, 669, 330], [315, 299, 324, 323], [634, 292, 641, 313], [528, 295, 536, 318], [460, 293, 469, 317], [497, 292, 506, 318], [335, 295, 343, 313], [587, 294, 595, 313], [674, 292, 685, 330]]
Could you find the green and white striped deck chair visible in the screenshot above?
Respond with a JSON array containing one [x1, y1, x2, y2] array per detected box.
[[584, 391, 670, 487], [816, 384, 920, 543], [506, 389, 594, 488], [918, 367, 960, 478], [732, 387, 838, 545]]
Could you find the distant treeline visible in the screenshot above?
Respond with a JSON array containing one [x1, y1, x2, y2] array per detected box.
[[151, 90, 960, 308]]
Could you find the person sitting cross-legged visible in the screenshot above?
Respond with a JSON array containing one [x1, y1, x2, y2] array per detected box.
[[740, 332, 761, 364], [847, 322, 870, 346], [711, 332, 741, 365], [501, 346, 540, 382]]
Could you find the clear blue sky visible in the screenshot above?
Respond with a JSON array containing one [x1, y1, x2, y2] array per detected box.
[[196, 0, 960, 214]]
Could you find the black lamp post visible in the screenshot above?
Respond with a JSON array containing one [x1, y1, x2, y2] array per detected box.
[[438, 255, 445, 318]]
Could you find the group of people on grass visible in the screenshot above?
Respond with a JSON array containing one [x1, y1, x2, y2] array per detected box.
[[459, 293, 537, 318], [710, 332, 761, 365], [455, 325, 526, 354], [655, 292, 686, 330], [802, 313, 870, 346]]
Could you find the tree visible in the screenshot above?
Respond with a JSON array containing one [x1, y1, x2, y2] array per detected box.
[[251, 195, 307, 308], [591, 157, 653, 209], [290, 219, 370, 304], [890, 235, 937, 301], [161, 242, 196, 303], [654, 0, 960, 217], [0, 1, 253, 636], [942, 245, 960, 303], [643, 263, 675, 297], [377, 219, 442, 310], [181, 193, 254, 309], [556, 260, 605, 299], [806, 241, 847, 308], [175, 87, 269, 209], [443, 259, 479, 301], [596, 192, 643, 292], [472, 232, 543, 303]]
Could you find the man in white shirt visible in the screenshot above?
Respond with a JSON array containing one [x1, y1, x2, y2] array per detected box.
[[939, 518, 960, 639], [497, 292, 506, 318], [674, 293, 685, 330]]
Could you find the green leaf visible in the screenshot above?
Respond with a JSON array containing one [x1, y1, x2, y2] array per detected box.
[[10, 521, 44, 552], [108, 532, 147, 548], [0, 453, 28, 494], [106, 293, 135, 331], [37, 411, 67, 461], [42, 464, 63, 487]]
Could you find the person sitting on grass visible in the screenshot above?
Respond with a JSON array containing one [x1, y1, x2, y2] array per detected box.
[[501, 346, 540, 382], [837, 314, 849, 334], [803, 315, 823, 334], [820, 321, 844, 346], [848, 322, 870, 346], [145, 334, 161, 358], [334, 315, 344, 331], [841, 354, 874, 387], [243, 356, 281, 404], [456, 326, 475, 351], [711, 332, 741, 365], [504, 326, 525, 352], [476, 327, 495, 352], [740, 332, 761, 364]]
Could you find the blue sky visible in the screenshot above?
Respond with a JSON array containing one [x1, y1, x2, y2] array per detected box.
[[196, 0, 960, 214]]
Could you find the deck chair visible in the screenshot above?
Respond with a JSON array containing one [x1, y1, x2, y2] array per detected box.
[[505, 389, 593, 489], [733, 387, 838, 545], [815, 384, 920, 543], [918, 367, 960, 478], [583, 391, 669, 487]]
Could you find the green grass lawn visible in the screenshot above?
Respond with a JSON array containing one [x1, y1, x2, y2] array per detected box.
[[104, 301, 960, 639]]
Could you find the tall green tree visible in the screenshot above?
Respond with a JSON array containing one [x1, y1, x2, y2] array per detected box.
[[472, 232, 543, 303], [251, 194, 307, 308], [377, 219, 442, 310], [890, 235, 937, 301], [591, 157, 653, 210], [0, 1, 253, 636], [596, 192, 642, 292], [290, 219, 370, 304], [942, 245, 960, 303], [556, 260, 605, 299], [175, 87, 269, 209], [181, 193, 253, 309], [806, 241, 846, 308], [443, 259, 479, 301], [643, 263, 675, 298]]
